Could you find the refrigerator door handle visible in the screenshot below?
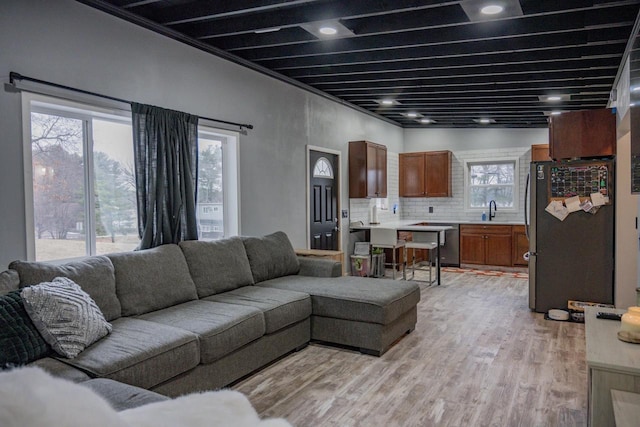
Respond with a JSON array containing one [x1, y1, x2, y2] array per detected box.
[[524, 172, 530, 241]]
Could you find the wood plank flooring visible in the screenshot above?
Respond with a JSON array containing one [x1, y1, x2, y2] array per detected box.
[[233, 271, 587, 426]]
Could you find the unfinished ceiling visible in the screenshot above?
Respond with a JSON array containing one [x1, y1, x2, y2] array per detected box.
[[78, 0, 640, 128]]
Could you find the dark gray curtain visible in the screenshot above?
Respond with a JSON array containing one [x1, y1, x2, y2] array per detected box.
[[131, 103, 199, 249]]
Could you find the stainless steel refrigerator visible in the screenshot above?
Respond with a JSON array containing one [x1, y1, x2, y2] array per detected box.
[[526, 159, 615, 313]]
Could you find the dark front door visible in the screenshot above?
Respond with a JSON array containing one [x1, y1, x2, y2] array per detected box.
[[309, 150, 338, 250]]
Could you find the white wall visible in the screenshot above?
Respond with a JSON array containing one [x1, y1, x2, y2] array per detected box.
[[615, 131, 639, 308], [614, 58, 639, 309], [0, 0, 403, 267], [403, 128, 548, 152]]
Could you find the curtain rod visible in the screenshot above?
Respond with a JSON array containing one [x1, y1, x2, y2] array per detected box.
[[9, 71, 254, 130]]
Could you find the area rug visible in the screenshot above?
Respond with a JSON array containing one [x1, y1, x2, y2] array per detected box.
[[442, 266, 528, 279]]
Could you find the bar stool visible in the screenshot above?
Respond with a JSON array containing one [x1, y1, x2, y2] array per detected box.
[[404, 231, 445, 283], [370, 228, 406, 279]]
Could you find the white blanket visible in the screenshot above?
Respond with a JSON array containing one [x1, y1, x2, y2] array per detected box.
[[0, 367, 292, 427]]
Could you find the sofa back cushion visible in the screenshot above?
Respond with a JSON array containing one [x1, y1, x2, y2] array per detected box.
[[0, 270, 20, 296], [107, 244, 198, 316], [242, 231, 300, 283], [179, 237, 254, 298], [9, 257, 121, 321]]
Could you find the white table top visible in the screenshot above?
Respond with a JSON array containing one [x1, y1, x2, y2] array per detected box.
[[349, 220, 453, 232], [585, 306, 640, 375]]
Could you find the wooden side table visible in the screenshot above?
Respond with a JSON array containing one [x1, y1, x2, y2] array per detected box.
[[295, 249, 345, 276]]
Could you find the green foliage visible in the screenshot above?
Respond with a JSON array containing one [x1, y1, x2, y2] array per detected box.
[[198, 144, 223, 203]]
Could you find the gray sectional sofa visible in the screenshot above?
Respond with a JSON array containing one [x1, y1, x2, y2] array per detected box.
[[0, 231, 419, 398]]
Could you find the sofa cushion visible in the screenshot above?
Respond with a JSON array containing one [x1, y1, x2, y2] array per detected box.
[[138, 300, 265, 364], [108, 245, 198, 317], [205, 287, 311, 334], [0, 269, 20, 295], [242, 231, 300, 283], [82, 378, 169, 411], [257, 276, 420, 325], [62, 317, 199, 390], [22, 278, 112, 359], [9, 257, 121, 321], [29, 357, 91, 382], [179, 237, 254, 297], [0, 290, 50, 368]]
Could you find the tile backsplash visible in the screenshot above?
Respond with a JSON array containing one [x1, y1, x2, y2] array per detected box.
[[349, 147, 531, 224]]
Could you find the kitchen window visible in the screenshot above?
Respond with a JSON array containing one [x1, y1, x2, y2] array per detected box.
[[23, 93, 239, 261], [464, 159, 518, 210]]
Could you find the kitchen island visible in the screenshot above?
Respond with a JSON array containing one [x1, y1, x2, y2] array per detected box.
[[350, 221, 453, 285]]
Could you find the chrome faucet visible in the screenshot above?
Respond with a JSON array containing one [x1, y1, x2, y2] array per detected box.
[[489, 200, 497, 221]]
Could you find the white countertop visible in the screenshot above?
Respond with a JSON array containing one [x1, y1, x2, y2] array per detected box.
[[350, 220, 452, 231], [349, 219, 524, 230]]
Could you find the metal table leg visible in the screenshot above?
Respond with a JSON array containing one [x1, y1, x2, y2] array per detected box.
[[436, 231, 442, 285]]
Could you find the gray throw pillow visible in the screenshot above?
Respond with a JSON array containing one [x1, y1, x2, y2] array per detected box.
[[21, 278, 112, 359], [242, 231, 300, 283]]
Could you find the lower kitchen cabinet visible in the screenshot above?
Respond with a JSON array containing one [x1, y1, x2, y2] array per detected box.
[[511, 225, 529, 266], [460, 224, 512, 267]]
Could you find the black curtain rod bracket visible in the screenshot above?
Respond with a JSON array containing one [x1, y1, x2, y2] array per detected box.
[[9, 71, 253, 130]]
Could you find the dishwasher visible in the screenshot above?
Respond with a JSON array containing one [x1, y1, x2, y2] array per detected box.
[[435, 223, 460, 267]]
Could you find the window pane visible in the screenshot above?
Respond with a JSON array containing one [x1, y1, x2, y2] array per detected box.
[[31, 112, 86, 261], [93, 119, 139, 254], [197, 137, 224, 240], [469, 186, 514, 208], [470, 163, 514, 185]]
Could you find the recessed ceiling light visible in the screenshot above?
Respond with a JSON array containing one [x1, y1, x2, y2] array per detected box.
[[420, 118, 432, 124], [551, 111, 562, 115], [481, 5, 504, 15], [630, 103, 636, 107], [300, 21, 355, 39], [632, 86, 640, 92], [381, 99, 394, 105], [479, 118, 491, 124], [319, 26, 338, 35], [461, 0, 522, 22], [407, 112, 418, 118], [547, 96, 562, 101]]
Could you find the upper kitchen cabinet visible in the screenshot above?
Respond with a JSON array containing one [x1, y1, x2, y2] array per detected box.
[[349, 140, 387, 198], [549, 108, 616, 160], [531, 144, 551, 162], [399, 150, 452, 197]]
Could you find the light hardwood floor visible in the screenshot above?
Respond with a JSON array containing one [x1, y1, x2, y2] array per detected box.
[[233, 270, 587, 426]]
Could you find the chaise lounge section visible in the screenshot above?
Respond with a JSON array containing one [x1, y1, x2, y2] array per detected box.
[[1, 231, 419, 399]]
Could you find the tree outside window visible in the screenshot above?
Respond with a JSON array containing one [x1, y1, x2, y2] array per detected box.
[[467, 161, 516, 209]]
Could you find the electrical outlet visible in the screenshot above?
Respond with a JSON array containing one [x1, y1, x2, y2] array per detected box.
[[429, 206, 434, 213], [341, 209, 348, 218]]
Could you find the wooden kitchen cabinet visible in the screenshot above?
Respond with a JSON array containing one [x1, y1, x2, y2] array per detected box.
[[399, 150, 452, 197], [531, 144, 551, 161], [460, 224, 512, 267], [349, 140, 387, 198], [511, 225, 529, 266], [549, 108, 616, 160]]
